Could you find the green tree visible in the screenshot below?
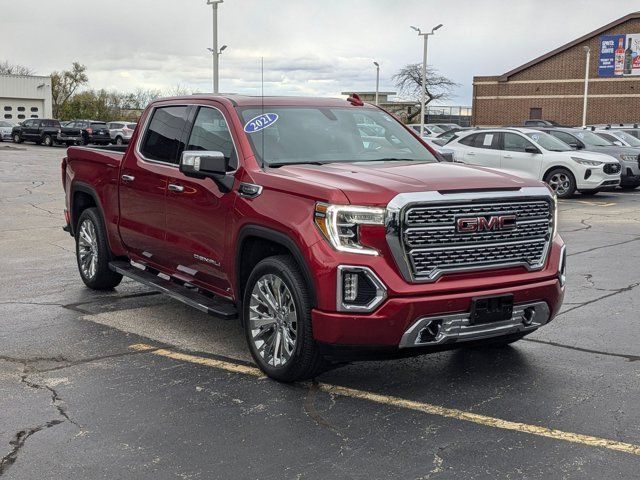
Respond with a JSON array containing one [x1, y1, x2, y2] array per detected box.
[[51, 62, 89, 118]]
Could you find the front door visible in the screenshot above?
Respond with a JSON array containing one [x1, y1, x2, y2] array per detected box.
[[500, 132, 542, 180], [164, 104, 238, 297], [118, 105, 190, 268]]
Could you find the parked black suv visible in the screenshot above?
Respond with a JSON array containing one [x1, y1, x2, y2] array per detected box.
[[67, 120, 111, 145], [12, 119, 82, 147]]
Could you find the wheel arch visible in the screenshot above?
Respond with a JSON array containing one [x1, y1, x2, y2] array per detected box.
[[542, 164, 576, 183], [70, 182, 105, 237], [236, 225, 317, 308]]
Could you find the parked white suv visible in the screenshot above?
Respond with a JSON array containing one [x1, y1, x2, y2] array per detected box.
[[446, 128, 621, 198], [106, 121, 137, 145]]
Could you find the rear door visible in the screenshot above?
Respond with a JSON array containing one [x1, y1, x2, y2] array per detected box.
[[500, 132, 542, 179], [164, 103, 239, 296], [457, 132, 502, 167], [118, 105, 190, 268]]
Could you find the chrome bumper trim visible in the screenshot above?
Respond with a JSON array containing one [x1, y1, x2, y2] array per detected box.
[[398, 301, 550, 348]]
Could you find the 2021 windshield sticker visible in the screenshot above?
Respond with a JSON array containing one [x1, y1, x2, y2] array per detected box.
[[244, 113, 279, 133]]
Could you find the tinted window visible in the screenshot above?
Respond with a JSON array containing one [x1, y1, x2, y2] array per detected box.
[[459, 132, 499, 149], [186, 107, 236, 169], [140, 106, 189, 163], [42, 120, 60, 128], [90, 122, 108, 129], [127, 124, 137, 129], [458, 133, 477, 146], [503, 133, 535, 152], [597, 132, 617, 143], [549, 130, 579, 146]]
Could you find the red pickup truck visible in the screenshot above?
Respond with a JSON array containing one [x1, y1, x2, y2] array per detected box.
[[62, 94, 566, 381]]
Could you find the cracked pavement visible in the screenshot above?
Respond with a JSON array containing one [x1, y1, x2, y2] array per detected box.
[[1, 143, 639, 479]]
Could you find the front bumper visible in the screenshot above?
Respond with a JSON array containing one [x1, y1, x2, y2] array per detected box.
[[575, 164, 621, 190], [312, 276, 564, 347], [620, 160, 640, 186]]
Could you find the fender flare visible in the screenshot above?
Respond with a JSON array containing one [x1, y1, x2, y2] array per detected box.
[[236, 225, 317, 307], [69, 182, 106, 237]]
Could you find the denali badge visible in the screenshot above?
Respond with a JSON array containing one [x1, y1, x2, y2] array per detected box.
[[456, 215, 517, 233], [193, 253, 220, 267]]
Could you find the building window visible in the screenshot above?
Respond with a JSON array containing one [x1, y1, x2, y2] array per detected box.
[[4, 114, 12, 119], [31, 107, 39, 112], [3, 106, 11, 112], [18, 114, 25, 119], [17, 106, 25, 112], [30, 115, 38, 118]]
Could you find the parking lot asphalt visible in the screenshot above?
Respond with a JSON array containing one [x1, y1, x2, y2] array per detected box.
[[1, 143, 639, 479]]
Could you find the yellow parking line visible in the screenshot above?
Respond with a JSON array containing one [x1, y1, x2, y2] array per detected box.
[[129, 343, 640, 457]]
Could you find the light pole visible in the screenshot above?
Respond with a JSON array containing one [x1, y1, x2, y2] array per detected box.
[[373, 61, 380, 105], [206, 0, 224, 93], [410, 23, 443, 137], [582, 45, 591, 127]]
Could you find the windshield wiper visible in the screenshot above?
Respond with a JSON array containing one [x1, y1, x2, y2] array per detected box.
[[267, 161, 325, 168]]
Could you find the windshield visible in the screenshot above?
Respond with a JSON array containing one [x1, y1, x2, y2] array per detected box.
[[0, 121, 13, 127], [238, 106, 438, 166], [574, 130, 613, 146], [614, 131, 640, 147], [526, 132, 572, 152]]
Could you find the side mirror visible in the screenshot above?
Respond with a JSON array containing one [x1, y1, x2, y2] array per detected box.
[[524, 145, 540, 154], [179, 150, 233, 192]]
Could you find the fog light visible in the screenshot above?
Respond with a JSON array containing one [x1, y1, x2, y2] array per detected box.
[[343, 272, 359, 302], [337, 266, 387, 312]]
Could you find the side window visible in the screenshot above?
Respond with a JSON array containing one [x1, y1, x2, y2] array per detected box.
[[33, 120, 41, 128], [474, 132, 500, 149], [598, 133, 616, 143], [140, 106, 189, 163], [458, 133, 477, 147], [186, 107, 236, 169], [503, 133, 534, 152], [549, 131, 577, 146]]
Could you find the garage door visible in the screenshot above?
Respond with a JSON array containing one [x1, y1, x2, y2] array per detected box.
[[1, 98, 44, 122]]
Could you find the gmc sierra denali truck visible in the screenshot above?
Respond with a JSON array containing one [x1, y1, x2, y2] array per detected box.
[[62, 94, 567, 382]]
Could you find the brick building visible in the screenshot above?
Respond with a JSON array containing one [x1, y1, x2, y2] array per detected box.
[[472, 12, 640, 126]]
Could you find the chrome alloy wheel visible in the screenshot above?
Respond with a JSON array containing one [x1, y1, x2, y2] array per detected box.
[[249, 274, 297, 367], [78, 219, 99, 280], [548, 172, 571, 197]]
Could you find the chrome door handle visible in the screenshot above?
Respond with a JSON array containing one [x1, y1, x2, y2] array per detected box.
[[467, 152, 475, 156], [121, 174, 135, 182], [168, 183, 184, 193], [503, 155, 513, 158]]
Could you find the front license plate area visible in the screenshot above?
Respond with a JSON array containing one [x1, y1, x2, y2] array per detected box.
[[470, 294, 514, 324]]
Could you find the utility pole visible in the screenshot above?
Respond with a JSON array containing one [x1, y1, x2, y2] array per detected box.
[[410, 24, 443, 136], [207, 0, 224, 93], [582, 46, 591, 127], [373, 61, 380, 105]]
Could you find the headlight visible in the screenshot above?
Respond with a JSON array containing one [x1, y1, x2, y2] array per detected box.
[[571, 157, 603, 166], [619, 154, 637, 162], [314, 203, 385, 255]]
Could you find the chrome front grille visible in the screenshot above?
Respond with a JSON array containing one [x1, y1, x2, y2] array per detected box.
[[386, 189, 554, 283]]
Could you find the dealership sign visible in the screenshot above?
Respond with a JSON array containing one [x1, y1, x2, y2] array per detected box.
[[598, 34, 640, 77]]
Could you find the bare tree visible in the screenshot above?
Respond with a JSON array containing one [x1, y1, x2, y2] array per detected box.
[[0, 60, 35, 76], [393, 64, 458, 121], [51, 62, 89, 118]]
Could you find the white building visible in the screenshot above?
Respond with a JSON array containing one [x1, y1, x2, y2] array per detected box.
[[0, 74, 53, 122]]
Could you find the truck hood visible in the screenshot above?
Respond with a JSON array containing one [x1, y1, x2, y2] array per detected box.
[[270, 161, 542, 205]]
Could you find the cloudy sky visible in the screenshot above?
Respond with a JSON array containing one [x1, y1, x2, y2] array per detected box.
[[2, 0, 639, 104]]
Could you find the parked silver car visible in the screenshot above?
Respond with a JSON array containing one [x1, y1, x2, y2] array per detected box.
[[107, 121, 137, 145], [534, 127, 640, 189], [0, 120, 15, 141]]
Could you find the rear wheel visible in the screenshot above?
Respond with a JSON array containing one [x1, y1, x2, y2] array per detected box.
[[115, 136, 124, 145], [75, 208, 123, 290], [544, 168, 576, 198], [43, 134, 54, 147], [243, 255, 327, 382]]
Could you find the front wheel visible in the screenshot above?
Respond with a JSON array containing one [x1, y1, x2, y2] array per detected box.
[[13, 134, 22, 143], [75, 208, 123, 290], [243, 255, 327, 382], [115, 136, 124, 145], [544, 168, 576, 198]]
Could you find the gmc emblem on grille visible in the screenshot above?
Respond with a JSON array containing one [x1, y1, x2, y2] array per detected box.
[[456, 215, 517, 233]]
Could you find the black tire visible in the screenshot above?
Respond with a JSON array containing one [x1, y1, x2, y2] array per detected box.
[[579, 189, 599, 196], [242, 255, 327, 382], [43, 134, 54, 147], [621, 184, 639, 190], [544, 167, 576, 198], [115, 136, 124, 145], [75, 207, 123, 290], [13, 133, 22, 144]]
